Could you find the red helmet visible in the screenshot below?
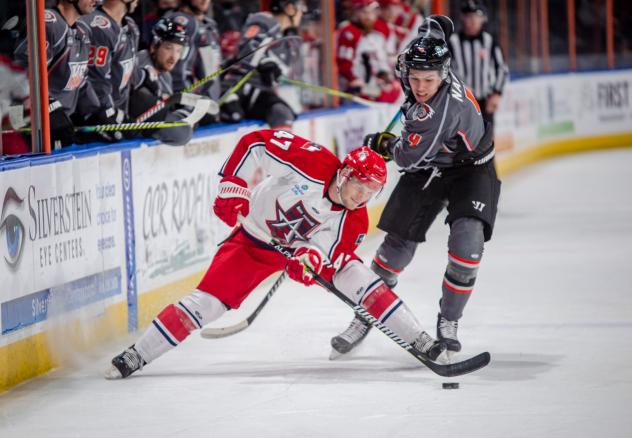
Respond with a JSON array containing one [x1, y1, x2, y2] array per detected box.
[[351, 0, 380, 10], [342, 146, 387, 192], [378, 0, 402, 7]]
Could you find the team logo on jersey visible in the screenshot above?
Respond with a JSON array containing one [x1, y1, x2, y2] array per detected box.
[[291, 184, 309, 196], [414, 103, 434, 121], [119, 57, 135, 90], [91, 15, 111, 29], [173, 15, 189, 26], [244, 25, 260, 39], [44, 10, 56, 23], [266, 200, 320, 245], [63, 61, 88, 91], [407, 133, 422, 147]]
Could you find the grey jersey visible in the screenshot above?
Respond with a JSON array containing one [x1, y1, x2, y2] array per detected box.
[[165, 11, 221, 98], [14, 9, 97, 115], [132, 50, 174, 97], [391, 72, 493, 171], [80, 8, 139, 114], [225, 12, 299, 88]]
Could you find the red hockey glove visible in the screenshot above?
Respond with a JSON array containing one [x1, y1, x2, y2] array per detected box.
[[286, 246, 324, 286], [213, 175, 251, 227]]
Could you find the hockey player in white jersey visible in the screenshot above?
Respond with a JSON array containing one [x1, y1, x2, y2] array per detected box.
[[106, 129, 448, 379]]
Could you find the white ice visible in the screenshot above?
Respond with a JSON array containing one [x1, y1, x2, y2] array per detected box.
[[1, 148, 631, 438]]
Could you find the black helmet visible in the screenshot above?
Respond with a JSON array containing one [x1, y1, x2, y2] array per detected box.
[[152, 17, 188, 47], [270, 0, 298, 13], [461, 0, 487, 15], [397, 36, 451, 92]]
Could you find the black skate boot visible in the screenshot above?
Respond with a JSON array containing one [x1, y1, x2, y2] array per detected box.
[[330, 315, 372, 359], [436, 313, 461, 352], [412, 331, 448, 362], [104, 346, 146, 379]]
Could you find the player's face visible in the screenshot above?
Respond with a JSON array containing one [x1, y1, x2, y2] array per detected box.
[[356, 6, 379, 30], [191, 0, 211, 13], [462, 12, 485, 36], [154, 41, 185, 71], [78, 0, 97, 15], [407, 68, 442, 103], [339, 174, 381, 210]]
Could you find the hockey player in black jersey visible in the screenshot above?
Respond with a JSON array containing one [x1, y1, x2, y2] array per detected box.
[[165, 0, 223, 109], [220, 0, 305, 129], [128, 16, 218, 145], [78, 0, 140, 142], [330, 15, 501, 359], [14, 0, 100, 148]]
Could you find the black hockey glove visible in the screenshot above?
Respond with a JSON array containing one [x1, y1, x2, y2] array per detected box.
[[48, 101, 75, 148], [364, 131, 396, 161], [256, 60, 282, 86]]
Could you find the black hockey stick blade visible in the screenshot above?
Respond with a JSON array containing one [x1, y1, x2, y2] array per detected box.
[[200, 272, 286, 339], [415, 350, 491, 378]]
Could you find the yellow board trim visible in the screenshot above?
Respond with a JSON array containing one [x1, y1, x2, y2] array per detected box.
[[2, 131, 631, 392]]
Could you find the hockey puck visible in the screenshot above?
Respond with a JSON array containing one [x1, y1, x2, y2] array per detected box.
[[442, 382, 459, 389]]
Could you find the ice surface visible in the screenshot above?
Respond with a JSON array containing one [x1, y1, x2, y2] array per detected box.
[[1, 149, 631, 437]]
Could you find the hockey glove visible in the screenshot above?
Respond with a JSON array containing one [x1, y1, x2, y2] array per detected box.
[[256, 60, 283, 87], [48, 101, 75, 148], [286, 246, 324, 286], [213, 175, 251, 227], [364, 131, 396, 161]]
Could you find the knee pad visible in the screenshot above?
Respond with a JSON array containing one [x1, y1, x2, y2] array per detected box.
[[370, 260, 398, 288], [447, 218, 484, 283], [333, 261, 400, 321], [374, 234, 418, 276], [267, 102, 295, 128], [155, 291, 227, 345]]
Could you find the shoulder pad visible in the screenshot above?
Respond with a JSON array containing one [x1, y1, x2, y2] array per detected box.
[[44, 9, 57, 23], [90, 14, 111, 29]]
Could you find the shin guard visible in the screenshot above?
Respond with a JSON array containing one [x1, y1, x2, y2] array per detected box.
[[334, 261, 423, 343], [135, 291, 227, 363]]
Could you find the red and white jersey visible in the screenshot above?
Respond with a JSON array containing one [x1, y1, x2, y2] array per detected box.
[[373, 18, 400, 66], [336, 21, 391, 91], [219, 129, 369, 278]]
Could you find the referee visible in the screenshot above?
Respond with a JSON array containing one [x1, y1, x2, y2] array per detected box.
[[448, 0, 509, 128]]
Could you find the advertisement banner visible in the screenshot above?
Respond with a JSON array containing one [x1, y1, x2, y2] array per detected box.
[[0, 152, 126, 342], [131, 140, 229, 295]]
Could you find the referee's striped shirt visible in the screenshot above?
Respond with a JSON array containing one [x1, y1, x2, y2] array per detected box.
[[449, 31, 509, 99]]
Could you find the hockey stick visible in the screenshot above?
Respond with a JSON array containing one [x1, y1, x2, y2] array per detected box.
[[270, 242, 490, 377], [200, 272, 287, 339], [279, 77, 390, 108]]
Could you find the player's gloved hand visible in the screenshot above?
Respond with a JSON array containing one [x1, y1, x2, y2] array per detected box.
[[213, 175, 251, 227], [256, 59, 282, 86], [48, 100, 75, 148], [363, 131, 396, 161], [286, 246, 324, 286]]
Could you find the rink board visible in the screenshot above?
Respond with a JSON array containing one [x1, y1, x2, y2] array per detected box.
[[2, 68, 632, 392]]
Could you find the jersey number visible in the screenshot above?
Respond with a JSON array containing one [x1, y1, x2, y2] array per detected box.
[[269, 130, 295, 150], [88, 46, 108, 67]]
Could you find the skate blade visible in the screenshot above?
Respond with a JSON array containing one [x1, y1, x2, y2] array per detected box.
[[329, 348, 345, 360], [104, 365, 123, 380]]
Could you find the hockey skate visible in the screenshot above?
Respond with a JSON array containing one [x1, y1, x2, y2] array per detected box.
[[437, 313, 461, 357], [330, 315, 372, 359], [412, 331, 448, 363], [104, 346, 146, 379]]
